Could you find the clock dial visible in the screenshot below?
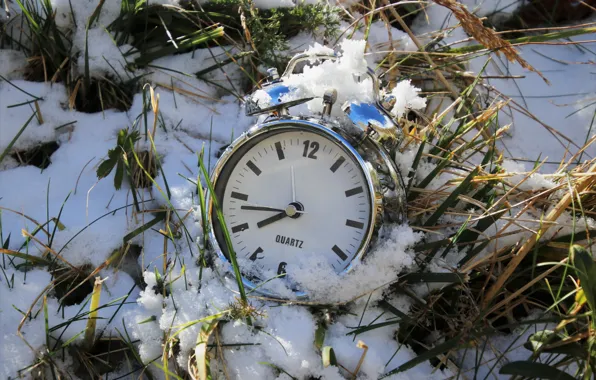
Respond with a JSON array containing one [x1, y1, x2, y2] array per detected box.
[[212, 126, 373, 283]]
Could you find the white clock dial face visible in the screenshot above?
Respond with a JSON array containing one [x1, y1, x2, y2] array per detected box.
[[213, 127, 372, 282]]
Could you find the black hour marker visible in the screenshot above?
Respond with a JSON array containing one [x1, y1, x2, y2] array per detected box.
[[248, 247, 263, 261], [346, 219, 364, 229], [231, 223, 249, 233], [277, 262, 287, 275], [246, 160, 261, 176], [332, 245, 348, 261], [330, 157, 346, 173], [275, 141, 285, 160], [345, 186, 364, 197], [230, 192, 248, 201]]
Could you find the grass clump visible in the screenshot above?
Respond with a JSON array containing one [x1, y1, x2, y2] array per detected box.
[[323, 3, 596, 377], [1, 213, 150, 378], [73, 336, 141, 378], [130, 150, 158, 189], [378, 102, 596, 378], [13, 0, 71, 83], [109, 0, 340, 77], [96, 129, 158, 191], [7, 0, 140, 113], [69, 75, 137, 113], [238, 1, 341, 68], [109, 1, 226, 67]]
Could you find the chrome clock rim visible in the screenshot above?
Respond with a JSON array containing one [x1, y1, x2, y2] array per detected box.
[[205, 119, 380, 300]]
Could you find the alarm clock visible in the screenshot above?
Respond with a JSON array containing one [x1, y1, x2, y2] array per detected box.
[[206, 52, 407, 299]]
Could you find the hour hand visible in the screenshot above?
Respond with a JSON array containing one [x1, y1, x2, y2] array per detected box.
[[257, 212, 287, 228], [241, 205, 285, 212]]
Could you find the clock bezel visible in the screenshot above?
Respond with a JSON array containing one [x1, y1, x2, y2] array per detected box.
[[205, 119, 382, 299]]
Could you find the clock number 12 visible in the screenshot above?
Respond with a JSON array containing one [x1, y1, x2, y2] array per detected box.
[[302, 140, 319, 159]]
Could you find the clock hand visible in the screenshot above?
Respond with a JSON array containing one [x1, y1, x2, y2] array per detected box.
[[241, 205, 285, 212], [291, 165, 296, 203], [241, 203, 307, 214], [257, 212, 287, 228]]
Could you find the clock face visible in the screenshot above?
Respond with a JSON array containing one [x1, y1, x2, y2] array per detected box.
[[211, 124, 373, 286]]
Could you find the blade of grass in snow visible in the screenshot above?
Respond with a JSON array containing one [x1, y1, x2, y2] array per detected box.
[[196, 148, 209, 289], [198, 153, 251, 325], [0, 111, 38, 165], [423, 167, 480, 227], [122, 213, 166, 243]]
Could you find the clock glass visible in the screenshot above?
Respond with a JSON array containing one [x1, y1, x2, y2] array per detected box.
[[211, 124, 374, 286]]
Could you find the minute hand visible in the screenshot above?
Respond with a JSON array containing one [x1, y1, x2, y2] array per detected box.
[[241, 205, 285, 212]]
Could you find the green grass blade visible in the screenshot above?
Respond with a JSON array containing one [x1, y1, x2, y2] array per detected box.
[[571, 244, 596, 322], [321, 346, 337, 368], [347, 320, 400, 336], [135, 26, 224, 66], [198, 154, 250, 324], [381, 334, 463, 377], [399, 272, 466, 284], [1, 248, 52, 266], [48, 192, 71, 249], [87, 0, 106, 28], [407, 156, 452, 201], [0, 111, 38, 165], [0, 75, 43, 100], [423, 167, 480, 227], [499, 361, 576, 380], [122, 213, 166, 243], [196, 148, 209, 287], [378, 300, 414, 324], [195, 50, 254, 78], [406, 138, 426, 193]]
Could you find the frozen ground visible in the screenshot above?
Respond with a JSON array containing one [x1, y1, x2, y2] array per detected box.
[[0, 0, 595, 379]]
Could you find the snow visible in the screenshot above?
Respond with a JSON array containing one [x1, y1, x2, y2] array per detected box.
[[0, 50, 27, 79], [501, 159, 558, 191], [73, 27, 135, 80], [282, 40, 375, 116], [389, 80, 427, 118], [0, 269, 56, 379], [0, 42, 435, 376], [0, 81, 67, 152], [286, 225, 419, 303], [1, 0, 595, 379], [282, 39, 426, 119]]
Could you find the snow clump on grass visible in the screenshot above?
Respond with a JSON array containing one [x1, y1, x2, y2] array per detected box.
[[389, 80, 427, 118]]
